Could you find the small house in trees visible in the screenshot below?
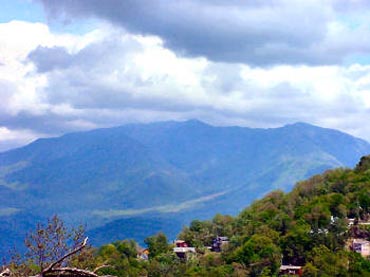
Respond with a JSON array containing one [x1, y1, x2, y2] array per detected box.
[[173, 240, 196, 259], [279, 265, 303, 276], [137, 248, 149, 260], [174, 240, 188, 247], [211, 236, 229, 252], [352, 239, 370, 257]]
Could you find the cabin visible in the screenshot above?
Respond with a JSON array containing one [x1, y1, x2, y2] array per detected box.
[[348, 218, 355, 226], [137, 248, 149, 260], [173, 240, 196, 259], [279, 265, 303, 276], [352, 239, 370, 257], [211, 236, 229, 252], [174, 240, 188, 247]]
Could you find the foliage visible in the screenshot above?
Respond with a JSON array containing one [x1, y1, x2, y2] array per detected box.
[[97, 154, 370, 276], [144, 232, 170, 259], [5, 155, 370, 276], [95, 240, 146, 276]]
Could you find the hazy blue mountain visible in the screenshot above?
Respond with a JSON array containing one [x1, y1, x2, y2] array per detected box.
[[0, 120, 369, 257]]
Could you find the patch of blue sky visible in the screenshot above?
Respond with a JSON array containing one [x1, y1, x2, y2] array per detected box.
[[48, 18, 101, 35], [344, 53, 370, 66], [336, 13, 363, 31], [0, 0, 99, 35], [0, 0, 46, 23]]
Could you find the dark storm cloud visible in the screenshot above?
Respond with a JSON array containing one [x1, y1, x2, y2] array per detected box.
[[38, 0, 363, 66]]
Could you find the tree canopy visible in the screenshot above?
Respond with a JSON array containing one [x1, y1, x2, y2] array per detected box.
[[3, 155, 370, 276]]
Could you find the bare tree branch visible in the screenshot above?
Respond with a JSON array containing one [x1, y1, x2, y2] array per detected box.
[[0, 268, 10, 277], [43, 267, 116, 277], [28, 237, 118, 277], [4, 237, 117, 277], [42, 237, 88, 274], [93, 264, 112, 273]]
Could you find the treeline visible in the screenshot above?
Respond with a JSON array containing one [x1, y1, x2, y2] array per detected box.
[[5, 156, 370, 276]]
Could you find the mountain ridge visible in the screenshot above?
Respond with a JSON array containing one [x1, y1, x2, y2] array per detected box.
[[0, 120, 369, 257]]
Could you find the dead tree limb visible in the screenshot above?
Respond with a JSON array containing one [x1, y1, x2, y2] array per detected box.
[[43, 267, 115, 277], [0, 268, 10, 277], [28, 237, 115, 277], [93, 264, 112, 273], [42, 237, 89, 274]]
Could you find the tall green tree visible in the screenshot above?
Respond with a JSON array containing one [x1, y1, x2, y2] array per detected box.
[[144, 232, 170, 259]]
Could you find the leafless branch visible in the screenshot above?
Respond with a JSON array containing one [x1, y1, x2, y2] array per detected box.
[[93, 264, 112, 273], [44, 267, 116, 277], [42, 237, 88, 274], [4, 237, 117, 277], [0, 268, 10, 277]]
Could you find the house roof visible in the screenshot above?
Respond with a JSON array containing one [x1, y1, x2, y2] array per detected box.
[[280, 265, 302, 270], [173, 247, 196, 253], [353, 239, 370, 245]]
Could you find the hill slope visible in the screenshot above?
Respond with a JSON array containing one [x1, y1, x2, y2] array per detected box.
[[0, 120, 369, 256], [102, 155, 370, 276], [167, 155, 370, 275]]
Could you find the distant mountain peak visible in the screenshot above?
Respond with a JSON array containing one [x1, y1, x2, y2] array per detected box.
[[182, 119, 209, 126], [284, 122, 317, 128]]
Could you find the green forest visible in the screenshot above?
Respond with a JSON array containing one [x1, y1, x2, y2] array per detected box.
[[4, 155, 370, 277]]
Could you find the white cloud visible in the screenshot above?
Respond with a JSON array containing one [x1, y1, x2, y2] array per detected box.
[[0, 126, 46, 152], [0, 20, 86, 116], [1, 18, 370, 152]]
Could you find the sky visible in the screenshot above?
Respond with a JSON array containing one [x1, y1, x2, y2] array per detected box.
[[1, 0, 370, 151]]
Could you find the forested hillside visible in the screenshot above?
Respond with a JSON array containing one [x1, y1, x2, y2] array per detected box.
[[6, 155, 370, 276]]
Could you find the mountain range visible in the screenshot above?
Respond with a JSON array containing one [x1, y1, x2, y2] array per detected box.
[[0, 120, 369, 257]]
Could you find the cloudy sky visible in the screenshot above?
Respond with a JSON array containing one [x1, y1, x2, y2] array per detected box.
[[1, 0, 370, 151]]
